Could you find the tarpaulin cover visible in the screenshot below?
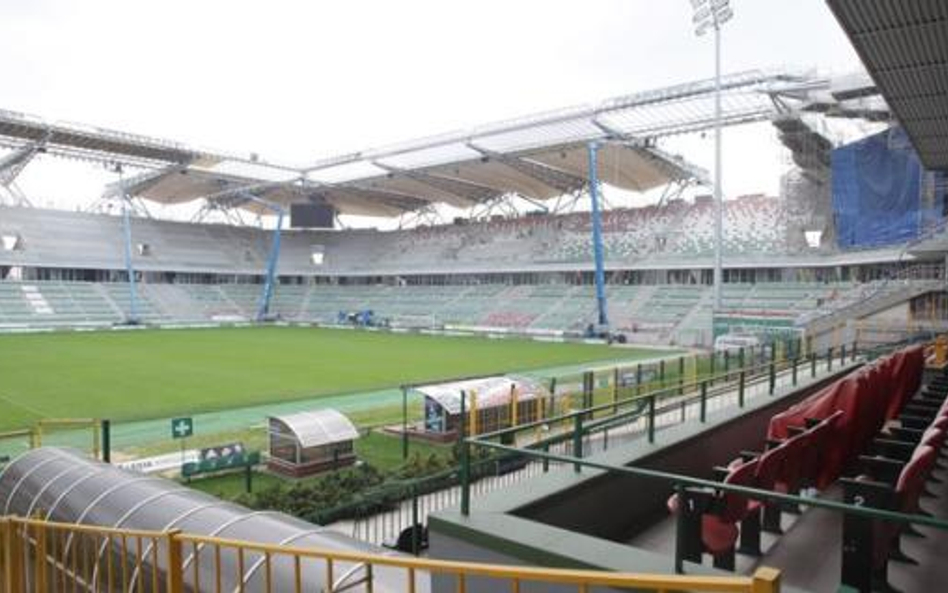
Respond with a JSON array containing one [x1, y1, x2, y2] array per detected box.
[[832, 128, 928, 248]]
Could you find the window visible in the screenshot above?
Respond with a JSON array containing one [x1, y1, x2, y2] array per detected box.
[[1, 234, 22, 251], [136, 243, 151, 256], [311, 245, 325, 266], [804, 230, 822, 248]]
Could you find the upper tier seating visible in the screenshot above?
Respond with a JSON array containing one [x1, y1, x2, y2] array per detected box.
[[0, 195, 803, 278]]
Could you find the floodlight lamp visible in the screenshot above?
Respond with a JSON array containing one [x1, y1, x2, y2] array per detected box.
[[715, 6, 734, 25], [693, 6, 712, 24]]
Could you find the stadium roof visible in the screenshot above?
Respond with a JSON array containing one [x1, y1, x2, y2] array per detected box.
[[0, 108, 298, 175], [827, 0, 948, 170], [1, 70, 888, 216]]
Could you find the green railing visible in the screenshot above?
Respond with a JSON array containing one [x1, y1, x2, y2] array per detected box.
[[305, 343, 850, 552], [459, 340, 947, 577]]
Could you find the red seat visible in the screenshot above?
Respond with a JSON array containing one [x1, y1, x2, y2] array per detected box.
[[755, 442, 787, 490], [667, 458, 760, 568], [872, 446, 938, 571], [805, 411, 844, 490], [774, 432, 809, 497], [896, 445, 935, 514], [922, 427, 945, 451]]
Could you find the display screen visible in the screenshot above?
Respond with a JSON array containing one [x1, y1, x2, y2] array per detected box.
[[290, 203, 335, 228]]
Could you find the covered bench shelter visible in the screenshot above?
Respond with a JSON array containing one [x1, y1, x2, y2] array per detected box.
[[415, 375, 553, 441], [267, 409, 359, 477]]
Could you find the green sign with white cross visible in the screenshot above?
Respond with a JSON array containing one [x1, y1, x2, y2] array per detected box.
[[171, 417, 193, 439]]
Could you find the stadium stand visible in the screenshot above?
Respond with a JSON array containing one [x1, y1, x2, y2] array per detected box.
[[0, 273, 892, 348], [0, 196, 796, 275], [0, 192, 940, 345]]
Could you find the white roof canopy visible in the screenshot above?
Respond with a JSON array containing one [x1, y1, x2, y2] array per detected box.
[[1, 69, 889, 216], [269, 409, 359, 448], [414, 375, 550, 415]]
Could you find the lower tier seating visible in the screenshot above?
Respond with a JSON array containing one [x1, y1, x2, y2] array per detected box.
[[668, 344, 941, 592]]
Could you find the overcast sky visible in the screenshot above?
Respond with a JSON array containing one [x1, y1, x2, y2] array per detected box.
[[1, 0, 867, 223]]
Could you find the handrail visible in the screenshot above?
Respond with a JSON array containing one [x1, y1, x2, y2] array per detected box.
[[475, 345, 840, 444], [5, 516, 164, 539], [317, 345, 847, 529], [464, 439, 948, 532], [180, 531, 773, 590], [461, 339, 948, 534], [0, 515, 781, 592]]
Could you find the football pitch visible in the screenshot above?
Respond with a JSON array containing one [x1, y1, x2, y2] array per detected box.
[[0, 326, 662, 432]]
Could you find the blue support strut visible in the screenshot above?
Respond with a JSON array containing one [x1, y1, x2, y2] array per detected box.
[[587, 142, 609, 328], [256, 207, 284, 321], [121, 196, 139, 323]]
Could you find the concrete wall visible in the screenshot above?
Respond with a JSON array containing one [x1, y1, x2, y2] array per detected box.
[[514, 372, 839, 540]]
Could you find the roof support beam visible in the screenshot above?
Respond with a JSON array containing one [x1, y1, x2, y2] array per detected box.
[[0, 135, 50, 207], [332, 185, 430, 214], [466, 142, 587, 195], [103, 164, 189, 201], [0, 141, 45, 186], [372, 161, 490, 206]]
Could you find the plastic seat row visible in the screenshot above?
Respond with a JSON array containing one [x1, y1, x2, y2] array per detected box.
[[669, 410, 843, 569], [669, 345, 927, 573], [839, 365, 948, 591]]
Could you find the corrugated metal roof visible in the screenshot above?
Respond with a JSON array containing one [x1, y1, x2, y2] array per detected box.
[[827, 0, 948, 170]]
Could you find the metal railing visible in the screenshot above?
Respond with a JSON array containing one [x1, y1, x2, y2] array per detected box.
[[339, 457, 547, 548], [317, 340, 850, 551], [803, 258, 946, 331], [460, 340, 948, 579], [331, 341, 848, 550], [0, 516, 782, 592], [0, 418, 102, 464], [469, 342, 854, 460]]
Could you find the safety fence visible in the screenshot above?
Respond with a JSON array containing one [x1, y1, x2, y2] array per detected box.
[[329, 343, 852, 549], [0, 516, 783, 592], [337, 456, 547, 548], [461, 340, 947, 592], [0, 419, 101, 465]]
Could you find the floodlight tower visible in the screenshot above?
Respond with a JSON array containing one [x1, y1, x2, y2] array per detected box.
[[114, 165, 140, 324], [691, 0, 733, 314]]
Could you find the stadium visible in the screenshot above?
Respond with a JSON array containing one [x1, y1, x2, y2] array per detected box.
[[0, 1, 947, 592]]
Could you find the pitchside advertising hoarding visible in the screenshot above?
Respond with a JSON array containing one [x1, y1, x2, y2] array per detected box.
[[712, 313, 802, 342]]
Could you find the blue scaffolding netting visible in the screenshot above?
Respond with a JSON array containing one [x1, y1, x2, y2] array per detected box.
[[831, 128, 940, 248]]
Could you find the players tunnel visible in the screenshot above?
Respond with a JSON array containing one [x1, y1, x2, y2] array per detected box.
[[0, 447, 406, 592]]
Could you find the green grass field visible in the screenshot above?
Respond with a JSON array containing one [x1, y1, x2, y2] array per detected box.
[[0, 326, 658, 432]]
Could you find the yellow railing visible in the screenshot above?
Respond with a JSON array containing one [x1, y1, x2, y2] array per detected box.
[[33, 418, 101, 457], [0, 418, 100, 458], [0, 516, 781, 592]]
